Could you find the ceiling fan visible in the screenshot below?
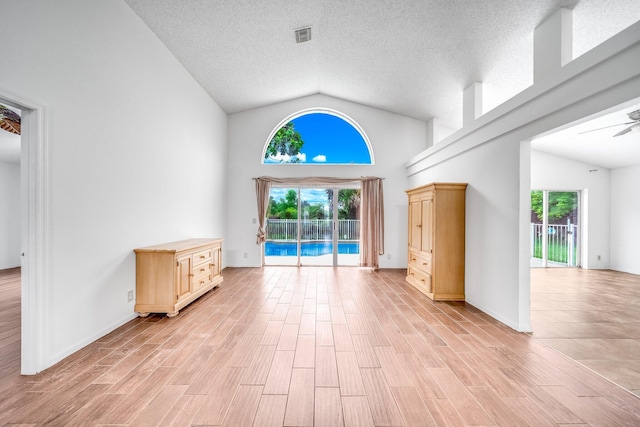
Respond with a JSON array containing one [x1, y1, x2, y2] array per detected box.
[[580, 109, 640, 137]]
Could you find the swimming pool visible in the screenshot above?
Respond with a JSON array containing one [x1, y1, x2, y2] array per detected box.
[[265, 241, 359, 256]]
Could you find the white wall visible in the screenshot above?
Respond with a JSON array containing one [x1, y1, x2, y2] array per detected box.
[[1, 0, 227, 369], [409, 136, 524, 329], [0, 160, 20, 269], [530, 150, 611, 269], [610, 164, 640, 274], [227, 94, 427, 268]]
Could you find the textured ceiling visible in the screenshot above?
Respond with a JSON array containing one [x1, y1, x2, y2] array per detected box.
[[123, 0, 639, 130], [2, 1, 638, 165]]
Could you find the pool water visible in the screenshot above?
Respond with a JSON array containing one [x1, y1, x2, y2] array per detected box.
[[265, 241, 359, 256]]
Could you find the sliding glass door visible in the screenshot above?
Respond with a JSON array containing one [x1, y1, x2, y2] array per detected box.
[[299, 188, 333, 266], [530, 190, 580, 267], [264, 187, 360, 266], [336, 189, 360, 266], [264, 188, 299, 266]]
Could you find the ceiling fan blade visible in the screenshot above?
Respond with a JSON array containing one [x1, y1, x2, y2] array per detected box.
[[579, 121, 635, 134], [613, 123, 638, 137]]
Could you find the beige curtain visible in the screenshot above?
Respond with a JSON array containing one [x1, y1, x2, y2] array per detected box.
[[254, 176, 384, 269], [255, 178, 272, 243], [360, 177, 384, 269]]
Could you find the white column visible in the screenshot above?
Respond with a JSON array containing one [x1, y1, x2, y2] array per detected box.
[[534, 8, 573, 84], [425, 117, 440, 148], [463, 82, 483, 128]]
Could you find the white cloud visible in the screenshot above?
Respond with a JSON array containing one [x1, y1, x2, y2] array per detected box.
[[312, 154, 327, 162]]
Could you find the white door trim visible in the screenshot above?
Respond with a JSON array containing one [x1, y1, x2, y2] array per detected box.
[[1, 88, 47, 374]]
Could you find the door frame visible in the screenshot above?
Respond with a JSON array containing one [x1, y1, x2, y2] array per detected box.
[[1, 88, 47, 374]]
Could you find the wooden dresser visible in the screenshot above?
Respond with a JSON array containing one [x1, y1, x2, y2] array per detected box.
[[134, 238, 223, 317], [406, 183, 466, 301]]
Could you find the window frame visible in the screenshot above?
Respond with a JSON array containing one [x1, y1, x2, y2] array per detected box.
[[262, 108, 374, 165]]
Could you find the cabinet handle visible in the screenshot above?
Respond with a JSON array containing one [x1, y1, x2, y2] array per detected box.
[[200, 280, 205, 285], [422, 262, 427, 266], [200, 255, 206, 259], [188, 273, 194, 277], [417, 224, 421, 228], [200, 268, 205, 272]]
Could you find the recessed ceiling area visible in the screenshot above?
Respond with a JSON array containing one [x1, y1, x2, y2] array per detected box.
[[532, 98, 640, 169]]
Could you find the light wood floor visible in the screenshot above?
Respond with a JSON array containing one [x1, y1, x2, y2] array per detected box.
[[1, 266, 640, 426], [531, 267, 640, 397], [0, 267, 20, 380]]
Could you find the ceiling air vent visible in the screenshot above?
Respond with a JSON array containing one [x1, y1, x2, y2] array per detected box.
[[295, 26, 312, 44]]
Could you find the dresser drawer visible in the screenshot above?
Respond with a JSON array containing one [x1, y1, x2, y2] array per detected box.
[[192, 270, 212, 291], [408, 251, 432, 275], [192, 248, 213, 266], [406, 267, 432, 295], [192, 262, 212, 278]]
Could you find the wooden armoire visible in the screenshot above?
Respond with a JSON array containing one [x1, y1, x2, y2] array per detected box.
[[406, 183, 467, 300]]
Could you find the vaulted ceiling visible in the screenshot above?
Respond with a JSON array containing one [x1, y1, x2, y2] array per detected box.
[[124, 0, 639, 132], [2, 1, 638, 167]]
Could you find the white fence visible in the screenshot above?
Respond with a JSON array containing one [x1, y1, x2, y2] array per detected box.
[[531, 223, 578, 266], [266, 219, 360, 241]]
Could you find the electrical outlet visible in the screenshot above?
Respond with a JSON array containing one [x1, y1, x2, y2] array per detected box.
[[597, 255, 601, 261], [127, 290, 134, 302], [387, 253, 391, 260], [243, 252, 248, 259]]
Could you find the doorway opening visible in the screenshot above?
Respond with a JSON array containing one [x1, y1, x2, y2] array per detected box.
[[264, 186, 360, 266], [530, 190, 580, 268], [0, 102, 22, 376], [0, 90, 45, 375]]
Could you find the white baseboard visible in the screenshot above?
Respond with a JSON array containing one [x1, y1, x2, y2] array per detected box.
[[465, 297, 533, 333], [44, 312, 139, 373]]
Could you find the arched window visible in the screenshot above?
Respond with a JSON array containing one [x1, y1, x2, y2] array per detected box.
[[263, 109, 373, 164]]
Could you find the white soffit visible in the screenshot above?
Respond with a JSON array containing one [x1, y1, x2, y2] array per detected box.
[[123, 0, 640, 130]]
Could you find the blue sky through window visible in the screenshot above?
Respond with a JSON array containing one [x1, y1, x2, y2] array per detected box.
[[264, 112, 371, 164]]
